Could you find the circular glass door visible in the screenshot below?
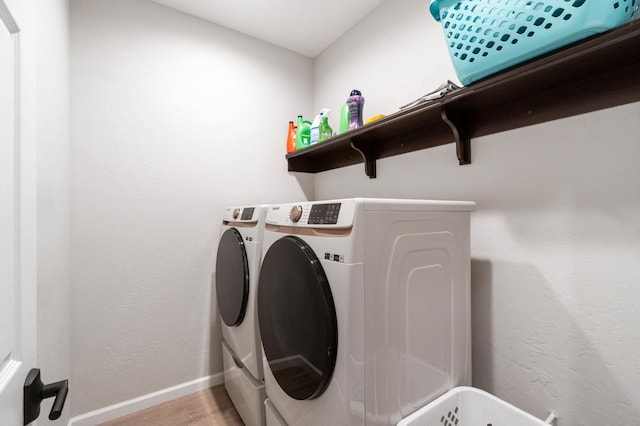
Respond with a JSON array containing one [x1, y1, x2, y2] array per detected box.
[[215, 228, 249, 327], [258, 236, 338, 400]]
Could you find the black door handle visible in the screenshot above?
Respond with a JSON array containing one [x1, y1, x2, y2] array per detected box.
[[23, 368, 69, 424]]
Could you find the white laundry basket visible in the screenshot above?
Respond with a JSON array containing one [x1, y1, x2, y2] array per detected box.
[[398, 387, 554, 426]]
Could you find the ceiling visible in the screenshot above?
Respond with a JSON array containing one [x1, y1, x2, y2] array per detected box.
[[151, 0, 386, 57]]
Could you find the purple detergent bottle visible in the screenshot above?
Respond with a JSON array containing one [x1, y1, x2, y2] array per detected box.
[[347, 89, 364, 130]]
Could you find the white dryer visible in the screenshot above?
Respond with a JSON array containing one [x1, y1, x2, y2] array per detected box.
[[216, 205, 269, 426], [257, 198, 475, 426]]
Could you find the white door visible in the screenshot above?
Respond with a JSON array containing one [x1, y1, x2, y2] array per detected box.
[[0, 0, 37, 423]]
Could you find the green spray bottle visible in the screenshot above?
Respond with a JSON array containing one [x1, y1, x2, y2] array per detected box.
[[310, 108, 331, 145], [319, 113, 333, 142]]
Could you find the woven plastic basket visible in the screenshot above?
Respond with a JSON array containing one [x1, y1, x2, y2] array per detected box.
[[430, 0, 639, 85], [397, 387, 552, 426]]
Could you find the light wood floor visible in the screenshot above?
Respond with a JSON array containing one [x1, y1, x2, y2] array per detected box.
[[99, 385, 244, 426]]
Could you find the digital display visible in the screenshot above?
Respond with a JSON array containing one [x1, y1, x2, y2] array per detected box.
[[308, 203, 341, 225], [241, 207, 255, 220]]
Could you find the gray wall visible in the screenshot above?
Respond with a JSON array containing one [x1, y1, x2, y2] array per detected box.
[[313, 0, 640, 424], [67, 0, 640, 423], [36, 0, 71, 423], [69, 0, 313, 414]]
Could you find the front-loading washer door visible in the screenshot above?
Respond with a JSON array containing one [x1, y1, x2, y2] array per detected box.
[[216, 228, 249, 327], [258, 235, 338, 401]]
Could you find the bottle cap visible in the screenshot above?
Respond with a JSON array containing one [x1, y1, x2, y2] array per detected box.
[[350, 89, 361, 96]]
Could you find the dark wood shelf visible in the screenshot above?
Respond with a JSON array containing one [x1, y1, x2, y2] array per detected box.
[[286, 19, 640, 178]]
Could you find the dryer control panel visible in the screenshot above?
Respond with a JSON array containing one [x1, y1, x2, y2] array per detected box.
[[308, 203, 341, 225], [266, 199, 357, 229]]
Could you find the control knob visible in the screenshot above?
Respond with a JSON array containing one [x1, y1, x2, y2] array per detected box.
[[232, 208, 240, 219], [289, 205, 303, 223]]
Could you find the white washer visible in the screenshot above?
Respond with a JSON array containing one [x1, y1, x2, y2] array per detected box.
[[216, 205, 269, 426], [257, 198, 475, 426]]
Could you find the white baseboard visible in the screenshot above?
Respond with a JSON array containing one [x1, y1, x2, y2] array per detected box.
[[68, 373, 224, 426]]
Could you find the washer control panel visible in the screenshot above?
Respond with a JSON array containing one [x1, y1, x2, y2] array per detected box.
[[223, 206, 265, 223], [240, 207, 255, 220]]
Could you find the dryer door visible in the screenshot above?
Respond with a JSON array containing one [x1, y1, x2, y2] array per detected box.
[[258, 236, 338, 401], [216, 228, 249, 327]]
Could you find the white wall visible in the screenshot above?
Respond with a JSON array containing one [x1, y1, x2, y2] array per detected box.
[[314, 0, 640, 424], [69, 0, 313, 415], [314, 0, 457, 122], [36, 0, 72, 423], [66, 0, 640, 422]]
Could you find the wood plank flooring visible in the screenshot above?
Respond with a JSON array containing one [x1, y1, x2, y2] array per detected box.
[[99, 385, 244, 426]]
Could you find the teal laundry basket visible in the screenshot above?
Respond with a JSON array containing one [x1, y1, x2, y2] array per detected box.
[[430, 0, 639, 85]]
